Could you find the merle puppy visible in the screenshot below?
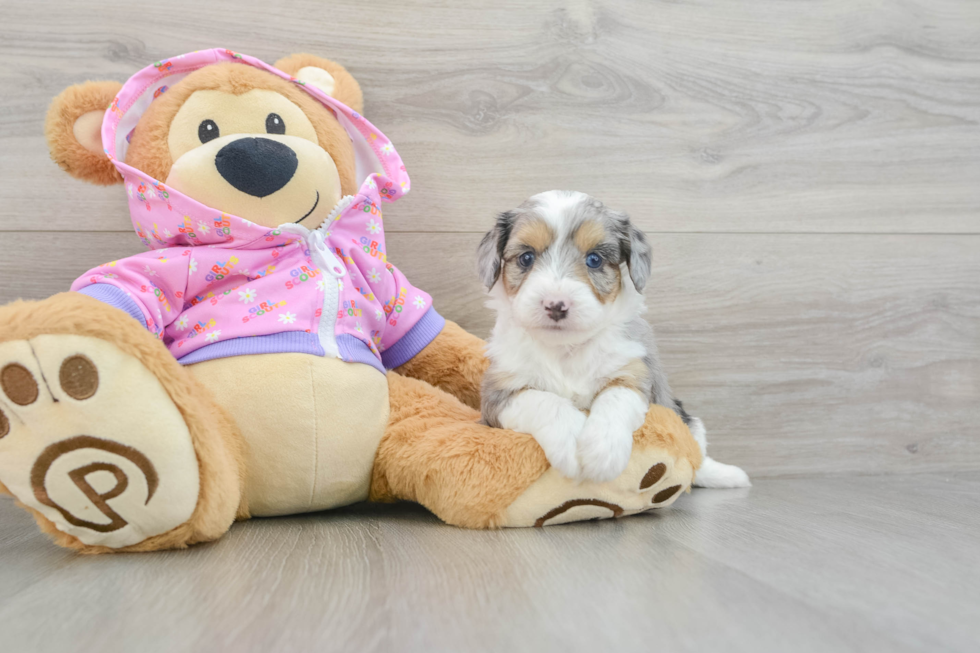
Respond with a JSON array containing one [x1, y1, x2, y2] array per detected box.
[[477, 190, 749, 486]]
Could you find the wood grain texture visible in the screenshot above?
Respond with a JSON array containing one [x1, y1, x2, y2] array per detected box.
[[1, 0, 979, 233], [1, 2, 977, 476], [1, 230, 976, 478], [2, 3, 979, 651], [2, 473, 979, 653]]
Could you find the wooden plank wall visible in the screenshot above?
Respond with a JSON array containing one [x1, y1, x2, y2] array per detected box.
[[0, 0, 977, 477]]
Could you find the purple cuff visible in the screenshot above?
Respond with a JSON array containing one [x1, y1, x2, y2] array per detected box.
[[380, 307, 446, 370], [76, 285, 147, 329], [337, 335, 385, 374]]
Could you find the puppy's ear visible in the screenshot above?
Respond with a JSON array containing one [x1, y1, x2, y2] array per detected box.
[[45, 81, 123, 185], [613, 212, 651, 291], [477, 211, 517, 289], [274, 54, 364, 114]]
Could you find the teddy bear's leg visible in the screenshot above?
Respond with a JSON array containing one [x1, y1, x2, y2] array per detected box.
[[0, 294, 245, 553], [393, 320, 488, 410], [499, 404, 702, 527], [371, 372, 702, 528], [370, 371, 548, 528]]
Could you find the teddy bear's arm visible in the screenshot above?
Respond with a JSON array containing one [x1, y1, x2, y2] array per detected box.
[[71, 250, 193, 337], [393, 320, 489, 411]]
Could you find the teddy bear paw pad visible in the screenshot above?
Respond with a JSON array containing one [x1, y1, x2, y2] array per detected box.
[[501, 440, 694, 527], [0, 335, 199, 548]]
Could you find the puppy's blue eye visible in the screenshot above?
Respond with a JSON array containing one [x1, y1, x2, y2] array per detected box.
[[585, 253, 603, 269], [518, 252, 535, 268]]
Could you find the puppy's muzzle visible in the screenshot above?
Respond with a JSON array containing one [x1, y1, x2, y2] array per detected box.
[[545, 301, 568, 322], [215, 137, 298, 198]]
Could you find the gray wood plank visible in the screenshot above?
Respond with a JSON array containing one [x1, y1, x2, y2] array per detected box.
[[660, 473, 980, 653], [406, 232, 980, 479], [1, 230, 975, 478], [2, 2, 978, 652], [1, 0, 980, 233], [2, 473, 978, 653]]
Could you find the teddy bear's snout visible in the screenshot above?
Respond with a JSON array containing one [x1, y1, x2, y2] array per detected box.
[[215, 137, 298, 198]]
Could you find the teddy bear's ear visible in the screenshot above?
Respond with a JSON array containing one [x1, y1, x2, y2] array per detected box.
[[274, 54, 364, 114], [45, 81, 124, 185]]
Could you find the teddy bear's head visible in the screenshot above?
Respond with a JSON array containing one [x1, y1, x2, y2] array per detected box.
[[46, 52, 367, 230]]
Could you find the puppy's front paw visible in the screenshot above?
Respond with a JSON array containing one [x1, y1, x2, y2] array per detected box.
[[496, 390, 587, 480], [532, 409, 586, 480], [537, 430, 581, 479], [576, 417, 633, 482]]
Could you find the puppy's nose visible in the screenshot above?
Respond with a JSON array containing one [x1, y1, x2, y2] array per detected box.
[[544, 301, 568, 322], [215, 137, 298, 198]]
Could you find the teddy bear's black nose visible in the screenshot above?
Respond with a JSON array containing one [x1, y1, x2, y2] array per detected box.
[[215, 137, 298, 198]]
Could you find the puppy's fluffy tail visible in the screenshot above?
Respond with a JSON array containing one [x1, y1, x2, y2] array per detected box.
[[688, 417, 751, 488]]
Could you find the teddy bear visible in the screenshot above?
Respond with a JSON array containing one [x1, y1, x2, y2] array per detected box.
[[0, 49, 701, 553]]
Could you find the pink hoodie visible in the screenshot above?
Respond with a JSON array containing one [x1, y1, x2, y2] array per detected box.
[[71, 49, 443, 373]]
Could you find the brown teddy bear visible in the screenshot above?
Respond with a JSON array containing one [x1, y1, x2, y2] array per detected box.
[[0, 49, 700, 553]]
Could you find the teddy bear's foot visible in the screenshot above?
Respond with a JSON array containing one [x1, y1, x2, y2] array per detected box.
[[500, 405, 699, 527], [0, 333, 234, 551], [500, 444, 694, 527]]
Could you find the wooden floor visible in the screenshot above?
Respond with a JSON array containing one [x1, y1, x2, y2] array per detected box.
[[0, 0, 978, 651], [2, 473, 978, 653]]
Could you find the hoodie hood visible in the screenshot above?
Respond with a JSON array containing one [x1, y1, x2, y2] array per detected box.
[[101, 48, 410, 250]]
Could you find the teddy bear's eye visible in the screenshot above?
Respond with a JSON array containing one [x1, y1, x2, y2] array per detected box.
[[198, 119, 220, 144], [265, 113, 286, 135]]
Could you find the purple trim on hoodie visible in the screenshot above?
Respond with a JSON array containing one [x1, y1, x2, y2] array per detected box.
[[76, 286, 147, 328], [79, 288, 444, 373], [336, 335, 385, 374], [176, 331, 325, 365], [177, 307, 444, 371], [380, 307, 445, 370]]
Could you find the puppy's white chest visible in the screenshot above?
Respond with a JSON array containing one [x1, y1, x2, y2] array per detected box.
[[537, 368, 602, 409], [524, 344, 638, 409]]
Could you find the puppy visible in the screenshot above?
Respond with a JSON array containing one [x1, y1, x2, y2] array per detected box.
[[477, 190, 749, 486]]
